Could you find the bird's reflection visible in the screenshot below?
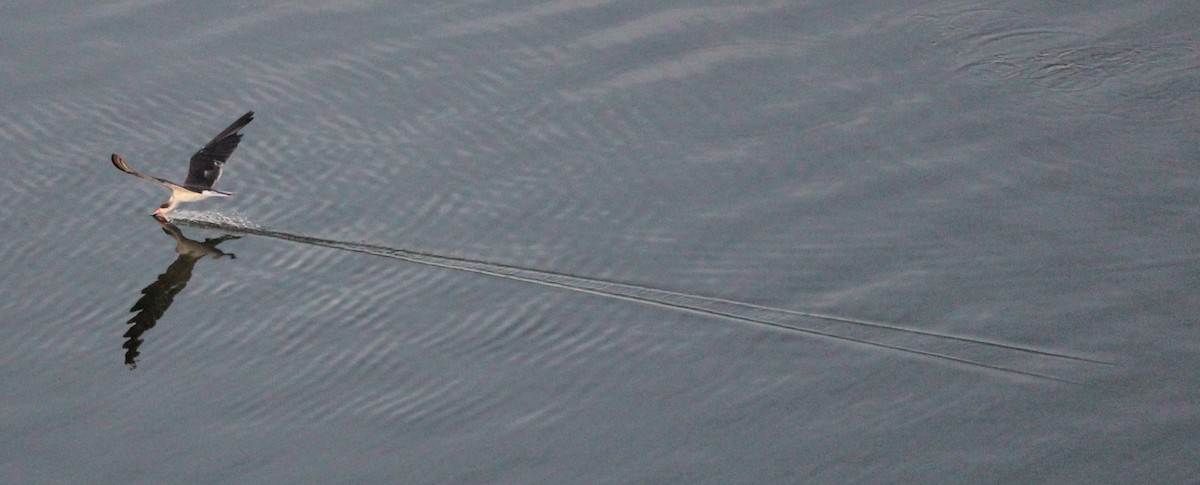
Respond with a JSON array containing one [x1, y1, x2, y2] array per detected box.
[[123, 219, 239, 368]]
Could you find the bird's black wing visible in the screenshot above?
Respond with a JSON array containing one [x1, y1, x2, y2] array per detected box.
[[111, 153, 183, 189], [184, 111, 254, 190]]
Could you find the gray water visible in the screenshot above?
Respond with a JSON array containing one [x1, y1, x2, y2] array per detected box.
[[2, 1, 1197, 483]]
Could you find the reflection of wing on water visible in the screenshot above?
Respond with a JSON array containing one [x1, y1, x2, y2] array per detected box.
[[123, 221, 239, 368], [174, 216, 1114, 384]]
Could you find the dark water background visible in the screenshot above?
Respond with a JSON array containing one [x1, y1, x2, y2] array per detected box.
[[2, 1, 1197, 483]]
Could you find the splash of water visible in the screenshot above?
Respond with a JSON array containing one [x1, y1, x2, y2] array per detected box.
[[171, 210, 259, 229]]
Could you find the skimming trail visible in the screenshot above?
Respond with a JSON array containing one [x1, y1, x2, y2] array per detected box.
[[111, 111, 254, 220], [175, 215, 1115, 384]]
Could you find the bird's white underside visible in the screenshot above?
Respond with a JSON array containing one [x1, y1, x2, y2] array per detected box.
[[170, 186, 231, 202]]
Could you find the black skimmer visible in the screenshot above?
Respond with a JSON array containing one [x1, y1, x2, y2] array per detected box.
[[111, 111, 254, 220]]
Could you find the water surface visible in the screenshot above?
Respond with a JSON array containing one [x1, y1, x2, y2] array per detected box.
[[1, 0, 1197, 482]]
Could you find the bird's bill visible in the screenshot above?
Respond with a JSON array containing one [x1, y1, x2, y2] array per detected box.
[[151, 209, 169, 222]]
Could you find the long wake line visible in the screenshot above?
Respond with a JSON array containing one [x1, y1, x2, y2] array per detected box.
[[176, 216, 1112, 383]]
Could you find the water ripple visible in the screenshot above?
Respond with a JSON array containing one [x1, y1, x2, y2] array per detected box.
[[177, 216, 1114, 384], [912, 4, 1200, 121]]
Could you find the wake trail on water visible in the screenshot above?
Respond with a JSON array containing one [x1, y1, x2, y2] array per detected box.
[[174, 212, 1113, 384]]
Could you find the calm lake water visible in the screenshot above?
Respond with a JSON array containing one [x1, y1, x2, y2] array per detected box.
[[2, 1, 1197, 483]]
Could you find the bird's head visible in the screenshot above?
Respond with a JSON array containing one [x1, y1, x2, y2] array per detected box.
[[152, 200, 176, 221]]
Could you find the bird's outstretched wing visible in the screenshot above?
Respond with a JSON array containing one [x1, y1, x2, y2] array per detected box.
[[111, 153, 184, 189], [184, 111, 254, 191]]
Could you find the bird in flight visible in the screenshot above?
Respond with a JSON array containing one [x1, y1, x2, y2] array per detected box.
[[111, 111, 254, 220]]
